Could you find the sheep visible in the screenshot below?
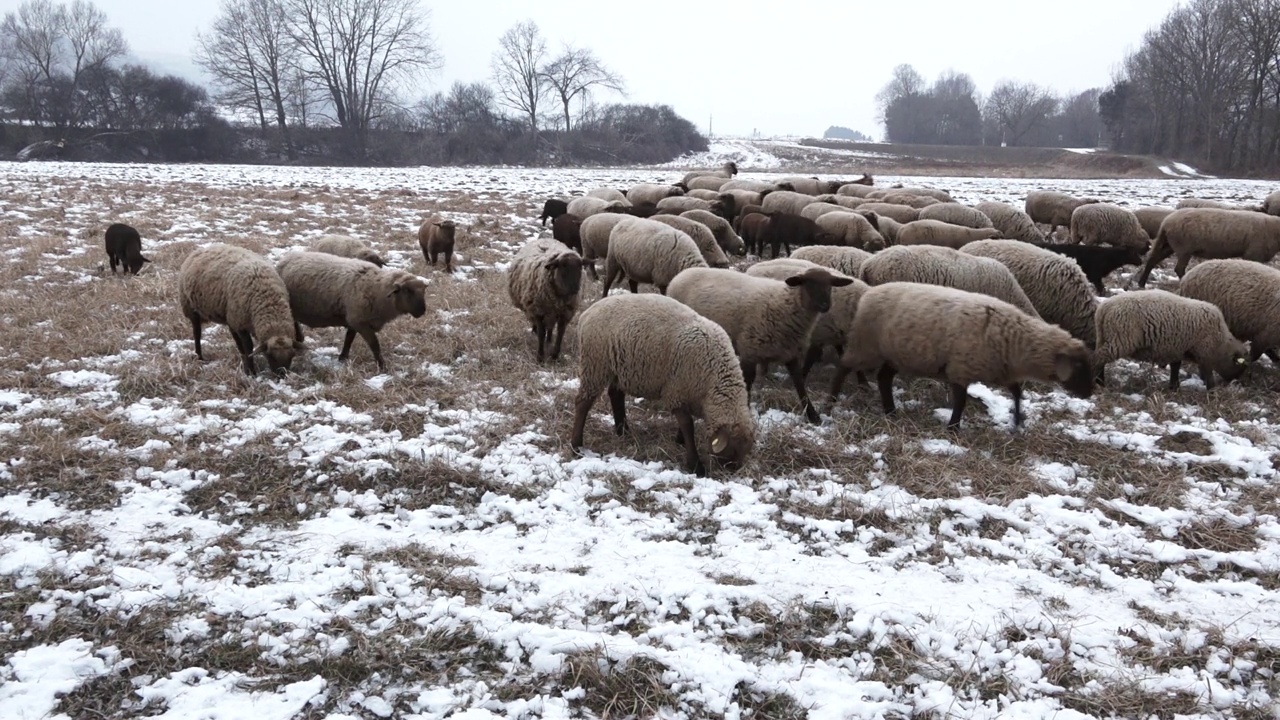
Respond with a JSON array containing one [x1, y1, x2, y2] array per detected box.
[[896, 219, 1003, 249], [276, 251, 427, 372], [814, 211, 886, 250], [312, 234, 386, 267], [552, 213, 584, 253], [975, 202, 1046, 243], [1092, 289, 1248, 390], [1025, 190, 1100, 238], [1176, 198, 1259, 211], [740, 212, 771, 257], [777, 176, 843, 196], [852, 202, 919, 224], [734, 203, 766, 233], [627, 183, 686, 206], [651, 214, 731, 268], [418, 216, 457, 273], [762, 190, 822, 216], [579, 213, 631, 282], [687, 175, 732, 192], [1028, 242, 1145, 294], [538, 198, 569, 226], [1136, 208, 1280, 287], [1068, 203, 1151, 252], [686, 189, 722, 203], [791, 245, 874, 278], [878, 192, 942, 209], [1134, 206, 1175, 240], [603, 217, 708, 295], [681, 209, 746, 256], [721, 179, 784, 193], [871, 215, 905, 245], [1265, 191, 1280, 216], [586, 187, 630, 205], [507, 238, 584, 362], [961, 240, 1098, 347], [800, 202, 856, 222], [746, 258, 868, 379], [814, 194, 867, 210], [567, 196, 629, 219], [666, 265, 854, 424], [104, 222, 150, 275], [679, 161, 739, 187], [888, 185, 952, 202], [655, 195, 724, 217], [1179, 259, 1280, 363], [570, 293, 755, 477], [918, 203, 994, 229], [625, 202, 660, 218], [838, 282, 1093, 428], [859, 244, 1041, 319], [177, 243, 299, 377], [837, 183, 879, 198], [762, 212, 836, 259], [722, 189, 764, 216]]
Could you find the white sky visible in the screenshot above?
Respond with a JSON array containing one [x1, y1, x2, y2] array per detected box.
[[0, 0, 1186, 140]]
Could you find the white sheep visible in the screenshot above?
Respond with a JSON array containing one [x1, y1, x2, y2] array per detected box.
[[960, 239, 1098, 348], [975, 202, 1046, 243], [1025, 190, 1099, 238], [603, 217, 707, 296], [895, 219, 1002, 249], [859, 244, 1041, 319], [507, 238, 584, 362], [579, 213, 631, 282], [650, 214, 731, 267], [1136, 208, 1280, 287], [814, 211, 886, 250], [627, 183, 686, 206], [1068, 203, 1151, 252], [681, 209, 746, 256], [567, 196, 629, 219], [1178, 259, 1280, 364], [311, 234, 386, 267], [917, 203, 994, 229]]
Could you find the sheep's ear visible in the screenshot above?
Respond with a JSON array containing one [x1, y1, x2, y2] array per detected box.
[[830, 276, 854, 287], [784, 276, 805, 287], [711, 431, 728, 454], [864, 212, 880, 229]]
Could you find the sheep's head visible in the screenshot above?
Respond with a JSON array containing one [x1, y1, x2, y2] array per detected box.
[[863, 230, 887, 252], [1216, 338, 1250, 384], [546, 252, 582, 298], [785, 267, 855, 314], [1053, 342, 1094, 398], [127, 254, 151, 274], [708, 419, 754, 471], [627, 202, 658, 218], [389, 273, 428, 318], [604, 202, 629, 214], [1116, 246, 1146, 268], [433, 219, 457, 240], [853, 174, 874, 186], [357, 249, 386, 267], [257, 335, 298, 375]]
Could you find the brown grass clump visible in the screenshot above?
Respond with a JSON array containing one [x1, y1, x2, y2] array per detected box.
[[560, 648, 679, 719]]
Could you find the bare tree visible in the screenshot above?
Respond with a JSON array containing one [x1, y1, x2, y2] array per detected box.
[[284, 0, 441, 154], [875, 63, 924, 121], [541, 46, 624, 132], [984, 80, 1059, 146], [491, 20, 548, 136]]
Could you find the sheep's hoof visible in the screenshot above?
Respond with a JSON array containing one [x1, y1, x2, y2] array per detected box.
[[804, 409, 822, 425], [691, 461, 708, 478]]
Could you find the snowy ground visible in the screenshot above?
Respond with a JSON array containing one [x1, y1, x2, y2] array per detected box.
[[1, 159, 1279, 719]]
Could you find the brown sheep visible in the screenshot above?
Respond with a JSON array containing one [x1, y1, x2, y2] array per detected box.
[[418, 216, 457, 273]]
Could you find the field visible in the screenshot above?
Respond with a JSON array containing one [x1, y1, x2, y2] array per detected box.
[[1, 154, 1280, 720]]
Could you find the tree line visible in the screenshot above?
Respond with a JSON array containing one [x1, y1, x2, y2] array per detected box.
[[0, 0, 708, 165]]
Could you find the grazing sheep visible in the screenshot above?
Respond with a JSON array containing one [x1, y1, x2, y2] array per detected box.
[[762, 190, 821, 216], [746, 258, 868, 379], [975, 202, 1046, 243], [1264, 190, 1280, 216], [800, 202, 855, 222], [681, 209, 746, 256], [721, 178, 784, 193], [860, 245, 1040, 319], [418, 216, 457, 273], [777, 176, 842, 196], [627, 183, 686, 206], [104, 222, 150, 275], [722, 188, 764, 216], [870, 215, 905, 245], [1176, 198, 1259, 211], [1092, 289, 1248, 390], [1025, 190, 1100, 238], [1179, 259, 1280, 363], [656, 195, 723, 217], [878, 192, 942, 209], [666, 265, 854, 424], [579, 213, 631, 282], [888, 185, 952, 202], [814, 211, 886, 250], [276, 251, 427, 372], [896, 219, 1002, 249], [791, 245, 874, 278], [178, 243, 299, 377], [651, 214, 731, 268], [961, 240, 1098, 347], [625, 201, 660, 218], [1136, 208, 1280, 287], [1029, 242, 1145, 294], [814, 194, 867, 209], [570, 293, 754, 477], [838, 282, 1093, 428], [837, 183, 879, 198], [603, 217, 707, 295], [918, 203, 994, 229], [852, 202, 919, 224], [687, 175, 733, 192], [1134, 206, 1175, 240], [680, 161, 739, 187], [1068, 203, 1151, 252], [686, 189, 723, 203], [568, 196, 629, 219], [552, 213, 584, 253], [312, 234, 386, 267], [507, 238, 583, 362], [539, 198, 569, 226], [586, 188, 630, 205], [762, 212, 835, 259], [740, 212, 771, 257], [734, 203, 766, 233]]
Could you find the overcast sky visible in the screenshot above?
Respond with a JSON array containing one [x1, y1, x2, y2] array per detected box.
[[1, 0, 1186, 140]]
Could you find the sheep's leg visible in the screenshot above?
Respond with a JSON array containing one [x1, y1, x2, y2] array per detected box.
[[533, 319, 547, 361], [109, 255, 118, 273], [339, 328, 358, 362], [359, 329, 386, 372], [585, 260, 599, 282], [877, 365, 897, 416], [549, 316, 567, 360], [829, 366, 851, 400], [601, 263, 621, 297], [673, 408, 706, 477], [628, 280, 639, 294], [740, 360, 757, 398], [946, 383, 969, 429], [1173, 253, 1191, 278], [1199, 363, 1215, 390], [1008, 383, 1024, 428], [607, 385, 627, 435], [232, 330, 256, 376], [1168, 361, 1181, 390], [190, 316, 206, 360], [801, 345, 824, 379], [1091, 275, 1106, 295], [1267, 349, 1280, 364], [786, 359, 821, 424], [445, 251, 453, 273], [1136, 244, 1173, 288], [570, 389, 599, 451], [293, 321, 304, 343]]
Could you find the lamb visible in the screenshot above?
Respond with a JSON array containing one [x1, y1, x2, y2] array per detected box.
[[603, 217, 708, 295], [1265, 191, 1280, 216], [666, 265, 854, 424], [1025, 190, 1100, 238], [1029, 242, 1145, 294], [417, 216, 457, 272], [762, 190, 822, 216], [762, 212, 836, 259], [859, 244, 1041, 319], [722, 189, 764, 216], [680, 209, 746, 256], [626, 183, 686, 206], [650, 214, 731, 268], [552, 213, 584, 253], [570, 293, 755, 476], [679, 161, 739, 187], [918, 203, 994, 229], [1134, 206, 1175, 240], [539, 198, 569, 226], [734, 203, 766, 233], [961, 240, 1098, 347], [312, 234, 386, 267], [104, 222, 150, 275], [579, 213, 631, 281], [506, 238, 584, 362], [975, 202, 1046, 243], [276, 251, 427, 372], [1092, 289, 1248, 390], [851, 202, 919, 224], [1136, 208, 1280, 287], [814, 211, 886, 250], [177, 243, 299, 376], [1178, 259, 1280, 363], [1068, 203, 1151, 252], [790, 245, 874, 277], [838, 282, 1093, 428], [777, 176, 842, 196], [896, 219, 1002, 249], [746, 258, 868, 379], [586, 187, 630, 205], [567, 196, 629, 218]]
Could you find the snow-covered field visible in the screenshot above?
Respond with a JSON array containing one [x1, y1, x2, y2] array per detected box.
[[1, 159, 1279, 720]]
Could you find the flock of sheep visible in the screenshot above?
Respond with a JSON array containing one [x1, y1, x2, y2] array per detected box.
[[101, 161, 1280, 476]]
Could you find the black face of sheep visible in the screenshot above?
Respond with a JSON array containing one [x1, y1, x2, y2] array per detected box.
[[708, 422, 753, 471], [257, 336, 299, 375], [1055, 347, 1095, 399], [391, 276, 428, 318], [105, 222, 150, 275], [724, 161, 739, 176], [784, 268, 855, 314], [626, 202, 659, 218], [1218, 349, 1250, 385], [539, 199, 569, 226], [547, 255, 583, 297]]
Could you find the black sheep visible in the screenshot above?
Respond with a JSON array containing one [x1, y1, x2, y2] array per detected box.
[[1030, 242, 1145, 294], [104, 223, 150, 275], [538, 198, 569, 226]]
